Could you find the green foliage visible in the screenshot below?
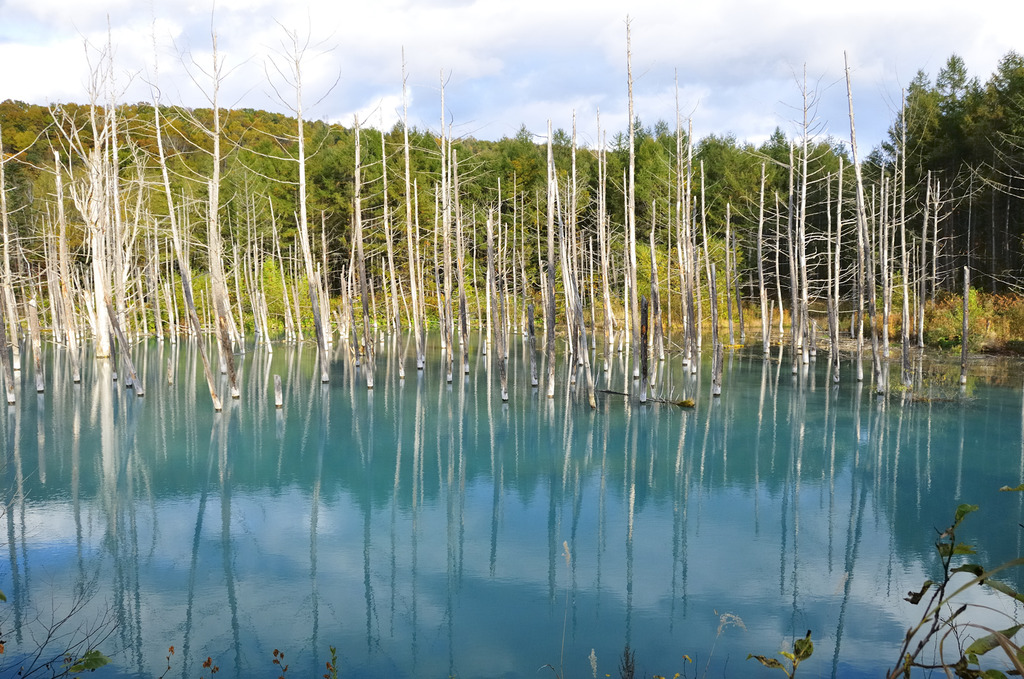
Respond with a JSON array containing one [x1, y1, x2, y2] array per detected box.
[[889, 497, 1024, 678], [923, 289, 1024, 353], [0, 558, 113, 679], [323, 646, 339, 679], [66, 649, 111, 675], [747, 630, 813, 678]]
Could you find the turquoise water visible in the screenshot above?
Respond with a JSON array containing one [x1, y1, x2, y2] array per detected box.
[[1, 336, 1023, 678]]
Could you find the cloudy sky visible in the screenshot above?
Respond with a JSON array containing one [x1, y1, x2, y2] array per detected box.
[[1, 0, 1021, 151]]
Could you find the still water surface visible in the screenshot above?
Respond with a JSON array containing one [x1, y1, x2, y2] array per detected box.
[[2, 336, 1023, 678]]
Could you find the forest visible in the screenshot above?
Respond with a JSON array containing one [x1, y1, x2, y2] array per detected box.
[[3, 41, 1024, 406]]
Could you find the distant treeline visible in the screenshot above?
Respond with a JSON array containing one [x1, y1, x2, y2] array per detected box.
[[1, 50, 1023, 322]]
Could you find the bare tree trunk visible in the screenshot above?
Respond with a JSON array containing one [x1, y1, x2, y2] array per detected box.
[[899, 90, 912, 388], [932, 178, 940, 305], [402, 54, 424, 370], [269, 200, 295, 343], [60, 96, 114, 360], [918, 172, 931, 348], [684, 119, 697, 372], [43, 238, 63, 342], [725, 202, 734, 345], [597, 112, 614, 369], [639, 296, 649, 403], [152, 87, 222, 411], [269, 25, 330, 383], [774, 195, 785, 340], [626, 19, 640, 379], [416, 182, 427, 342], [552, 174, 596, 408], [106, 298, 143, 396], [674, 76, 688, 364], [866, 193, 883, 392], [354, 116, 374, 389], [846, 53, 872, 386], [880, 169, 891, 360], [453, 151, 470, 375], [961, 266, 969, 385], [798, 69, 811, 366], [787, 145, 799, 374], [440, 76, 454, 384], [53, 151, 82, 382], [209, 172, 240, 398], [0, 124, 21, 373], [734, 228, 745, 345], [320, 215, 332, 346], [545, 121, 557, 399], [700, 161, 712, 354], [381, 126, 400, 339], [105, 32, 130, 339], [710, 263, 722, 397], [832, 160, 844, 383], [487, 211, 510, 402], [0, 285, 14, 403], [497, 282, 509, 401], [26, 298, 43, 392], [569, 112, 580, 364], [528, 303, 538, 387], [757, 163, 769, 356], [149, 229, 164, 344], [649, 228, 665, 362], [231, 240, 248, 351]]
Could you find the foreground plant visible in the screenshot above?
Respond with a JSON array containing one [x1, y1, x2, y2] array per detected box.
[[747, 630, 813, 678], [0, 585, 113, 679], [889, 497, 1024, 678]]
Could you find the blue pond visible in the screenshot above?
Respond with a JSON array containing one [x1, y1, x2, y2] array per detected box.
[[1, 335, 1022, 678]]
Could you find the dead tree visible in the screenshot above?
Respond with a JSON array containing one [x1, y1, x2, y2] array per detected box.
[[899, 90, 912, 388], [846, 52, 871, 385], [639, 296, 649, 403], [918, 173, 932, 348], [649, 228, 665, 362], [402, 53, 425, 370], [453, 150, 470, 375], [625, 18, 641, 378], [266, 24, 333, 383], [380, 121, 400, 338], [52, 61, 117, 360], [961, 266, 969, 385], [0, 279, 15, 403], [829, 161, 844, 383], [353, 116, 374, 388], [487, 211, 509, 401], [787, 145, 800, 374], [545, 121, 557, 399], [26, 299, 44, 392], [553, 170, 596, 408], [757, 163, 769, 356], [152, 77, 222, 411], [725, 203, 735, 345], [528, 303, 538, 387], [796, 68, 812, 366], [106, 297, 143, 396], [179, 20, 240, 397], [0, 124, 22, 372], [440, 73, 455, 383], [710, 263, 722, 397], [596, 111, 615, 369]]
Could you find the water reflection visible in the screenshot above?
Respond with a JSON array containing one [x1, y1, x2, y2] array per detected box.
[[0, 338, 1022, 679]]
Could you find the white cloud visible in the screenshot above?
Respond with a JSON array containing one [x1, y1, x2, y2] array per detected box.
[[2, 0, 1023, 149]]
